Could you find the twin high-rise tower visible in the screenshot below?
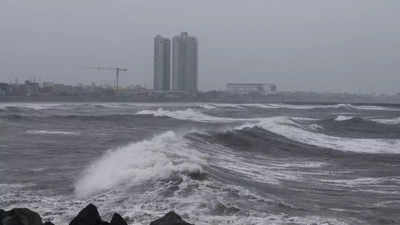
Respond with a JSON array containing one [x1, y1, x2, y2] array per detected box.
[[153, 32, 198, 92], [153, 35, 171, 91]]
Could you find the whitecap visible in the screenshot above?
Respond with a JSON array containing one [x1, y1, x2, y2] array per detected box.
[[238, 117, 400, 154], [308, 124, 324, 131], [372, 117, 400, 125], [26, 130, 81, 136], [136, 108, 246, 123], [0, 103, 61, 110], [335, 115, 354, 121]]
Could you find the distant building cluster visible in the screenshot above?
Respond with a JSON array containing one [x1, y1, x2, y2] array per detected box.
[[226, 83, 277, 96], [0, 80, 147, 97], [154, 32, 198, 93], [0, 81, 41, 97]]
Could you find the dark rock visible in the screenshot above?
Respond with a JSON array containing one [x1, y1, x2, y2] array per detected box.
[[150, 211, 193, 225], [110, 214, 127, 225], [1, 208, 43, 225], [69, 204, 102, 225], [43, 222, 55, 225], [0, 209, 5, 219]]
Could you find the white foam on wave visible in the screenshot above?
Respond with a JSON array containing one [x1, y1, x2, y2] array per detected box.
[[197, 103, 217, 110], [263, 103, 400, 111], [355, 105, 400, 111], [308, 124, 324, 131], [334, 115, 400, 125], [268, 103, 328, 110], [335, 115, 354, 121], [136, 108, 245, 123], [373, 117, 400, 125], [239, 103, 274, 109], [138, 108, 400, 154], [74, 131, 206, 198], [264, 103, 355, 110], [238, 117, 400, 154], [211, 103, 244, 109], [0, 103, 62, 110], [321, 177, 400, 188], [272, 161, 327, 168], [26, 130, 81, 136]]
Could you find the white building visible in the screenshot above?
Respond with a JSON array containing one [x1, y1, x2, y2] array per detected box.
[[226, 83, 277, 95]]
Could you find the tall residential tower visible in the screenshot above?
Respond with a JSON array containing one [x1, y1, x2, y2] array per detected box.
[[172, 32, 198, 92], [153, 35, 171, 91]]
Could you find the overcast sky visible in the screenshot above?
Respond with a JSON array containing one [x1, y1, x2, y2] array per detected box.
[[1, 0, 399, 94]]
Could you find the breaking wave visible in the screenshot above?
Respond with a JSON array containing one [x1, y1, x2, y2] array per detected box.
[[74, 131, 206, 198], [136, 108, 400, 154], [238, 117, 400, 154]]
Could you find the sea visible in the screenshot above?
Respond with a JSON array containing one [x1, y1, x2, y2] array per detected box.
[[0, 102, 400, 225]]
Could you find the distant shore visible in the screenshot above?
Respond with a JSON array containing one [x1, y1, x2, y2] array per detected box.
[[1, 95, 400, 107]]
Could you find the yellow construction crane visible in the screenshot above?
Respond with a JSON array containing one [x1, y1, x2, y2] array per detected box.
[[87, 66, 128, 90]]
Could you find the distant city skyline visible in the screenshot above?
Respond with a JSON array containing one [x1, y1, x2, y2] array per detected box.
[[0, 1, 399, 94], [153, 32, 198, 92]]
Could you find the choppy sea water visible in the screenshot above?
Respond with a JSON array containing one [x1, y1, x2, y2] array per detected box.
[[1, 102, 400, 225]]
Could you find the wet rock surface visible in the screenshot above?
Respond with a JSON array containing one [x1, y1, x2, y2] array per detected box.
[[0, 208, 43, 225], [0, 205, 194, 225], [149, 211, 193, 225]]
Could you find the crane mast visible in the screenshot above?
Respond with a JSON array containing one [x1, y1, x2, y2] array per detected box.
[[88, 66, 128, 90]]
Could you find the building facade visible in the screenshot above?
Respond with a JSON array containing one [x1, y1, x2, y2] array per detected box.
[[172, 32, 198, 93], [153, 35, 171, 91]]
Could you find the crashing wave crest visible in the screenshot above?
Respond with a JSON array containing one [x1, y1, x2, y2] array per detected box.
[[237, 117, 400, 154], [74, 131, 205, 198]]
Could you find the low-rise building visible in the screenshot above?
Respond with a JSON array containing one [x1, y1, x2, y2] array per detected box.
[[226, 83, 277, 95], [0, 83, 11, 96]]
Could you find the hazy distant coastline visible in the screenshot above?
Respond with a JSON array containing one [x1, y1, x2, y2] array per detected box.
[[1, 93, 399, 106]]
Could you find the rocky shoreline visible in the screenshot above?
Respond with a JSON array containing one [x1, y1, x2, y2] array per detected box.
[[0, 204, 193, 225]]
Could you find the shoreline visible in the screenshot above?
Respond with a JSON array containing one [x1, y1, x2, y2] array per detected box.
[[0, 96, 400, 107]]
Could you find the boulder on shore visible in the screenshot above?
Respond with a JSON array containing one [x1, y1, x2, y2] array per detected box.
[[0, 209, 5, 219], [1, 204, 194, 225], [69, 204, 103, 225], [110, 213, 127, 225], [43, 222, 55, 225], [0, 208, 43, 225], [150, 211, 193, 225]]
